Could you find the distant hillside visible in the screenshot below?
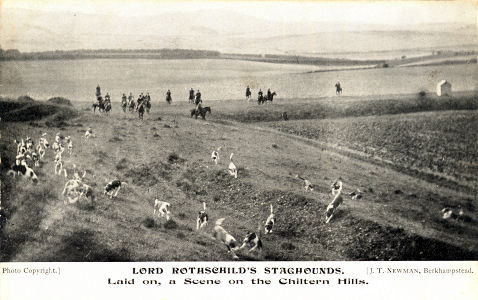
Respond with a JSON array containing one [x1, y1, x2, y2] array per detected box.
[[1, 7, 476, 55]]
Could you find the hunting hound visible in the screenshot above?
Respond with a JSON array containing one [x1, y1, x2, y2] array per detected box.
[[213, 218, 240, 259], [325, 181, 344, 224], [153, 199, 171, 221], [104, 180, 127, 198], [296, 174, 314, 191], [196, 202, 209, 230], [211, 146, 222, 165], [264, 204, 276, 234], [228, 153, 237, 178]]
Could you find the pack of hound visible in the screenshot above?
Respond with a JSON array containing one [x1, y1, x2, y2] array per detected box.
[[210, 147, 238, 178], [7, 133, 52, 183], [212, 203, 274, 259], [150, 191, 272, 260]]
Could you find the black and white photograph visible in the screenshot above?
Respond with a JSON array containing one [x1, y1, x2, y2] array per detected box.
[[0, 0, 477, 264]]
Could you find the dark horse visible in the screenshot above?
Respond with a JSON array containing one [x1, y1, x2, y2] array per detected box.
[[138, 103, 145, 120], [104, 102, 111, 115], [92, 102, 101, 113], [121, 100, 127, 113], [246, 88, 251, 100], [335, 83, 342, 95], [190, 106, 211, 120], [145, 100, 151, 113], [93, 101, 111, 114], [93, 96, 105, 113], [129, 100, 135, 112], [258, 92, 276, 105], [166, 94, 172, 105]]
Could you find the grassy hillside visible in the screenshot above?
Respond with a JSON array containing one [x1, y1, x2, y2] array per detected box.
[[1, 96, 477, 261], [0, 96, 77, 123], [264, 111, 478, 191], [209, 92, 478, 123]]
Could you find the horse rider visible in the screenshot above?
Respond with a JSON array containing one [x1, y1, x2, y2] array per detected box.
[[145, 92, 151, 102], [195, 90, 203, 113], [246, 86, 251, 100], [166, 89, 172, 103], [122, 93, 127, 103], [189, 88, 195, 103], [105, 92, 111, 103], [128, 92, 134, 105], [267, 88, 272, 100], [96, 84, 101, 98], [335, 81, 341, 90], [136, 93, 144, 110], [258, 89, 263, 101], [195, 89, 202, 105]]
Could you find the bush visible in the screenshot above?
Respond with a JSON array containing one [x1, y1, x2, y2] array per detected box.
[[116, 158, 129, 170], [48, 97, 72, 106], [163, 219, 178, 230], [168, 152, 184, 164], [142, 217, 156, 228]]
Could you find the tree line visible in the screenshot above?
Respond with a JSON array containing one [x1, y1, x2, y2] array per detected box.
[[0, 48, 221, 60]]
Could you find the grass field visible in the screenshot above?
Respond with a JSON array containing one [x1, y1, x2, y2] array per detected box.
[[264, 110, 478, 190], [1, 94, 477, 261], [1, 58, 477, 101]]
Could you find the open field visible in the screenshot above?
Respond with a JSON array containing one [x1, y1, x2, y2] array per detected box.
[[1, 58, 477, 102], [1, 93, 477, 261]]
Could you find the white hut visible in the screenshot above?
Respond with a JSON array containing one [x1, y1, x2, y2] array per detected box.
[[436, 80, 451, 96]]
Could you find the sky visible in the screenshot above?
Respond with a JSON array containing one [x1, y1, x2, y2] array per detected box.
[[1, 1, 476, 52], [2, 0, 477, 24]]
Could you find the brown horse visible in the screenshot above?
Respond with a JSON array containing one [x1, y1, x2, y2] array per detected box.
[[138, 103, 145, 120], [258, 92, 276, 104], [190, 106, 211, 120]]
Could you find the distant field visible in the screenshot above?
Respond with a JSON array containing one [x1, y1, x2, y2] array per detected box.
[[0, 58, 476, 102], [399, 54, 477, 67]]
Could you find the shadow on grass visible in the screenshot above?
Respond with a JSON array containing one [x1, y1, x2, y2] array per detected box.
[[0, 180, 55, 261], [42, 229, 131, 262]]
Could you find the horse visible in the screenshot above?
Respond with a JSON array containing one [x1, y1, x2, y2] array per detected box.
[[190, 106, 211, 120], [129, 100, 135, 112], [246, 88, 252, 101], [145, 100, 151, 113], [189, 93, 195, 104], [104, 102, 111, 115], [138, 103, 145, 120], [166, 94, 172, 105], [258, 92, 276, 104], [264, 92, 277, 103], [121, 100, 127, 113], [93, 96, 105, 113], [93, 101, 106, 113], [335, 83, 342, 95]]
